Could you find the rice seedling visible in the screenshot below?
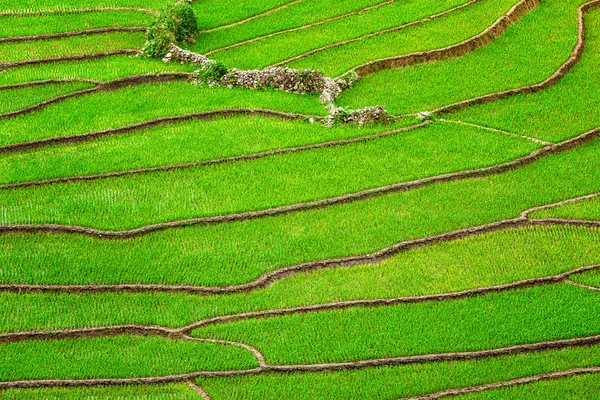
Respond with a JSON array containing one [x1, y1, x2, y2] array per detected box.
[[0, 82, 93, 114], [0, 81, 326, 146], [194, 0, 388, 53], [0, 225, 597, 333], [0, 55, 198, 85], [0, 11, 151, 38], [0, 31, 145, 64], [0, 335, 258, 381], [0, 116, 419, 185], [0, 139, 599, 288], [0, 121, 539, 229], [191, 284, 600, 364], [447, 8, 600, 142], [336, 0, 586, 115], [209, 0, 513, 72], [1, 384, 199, 400], [198, 345, 600, 399]]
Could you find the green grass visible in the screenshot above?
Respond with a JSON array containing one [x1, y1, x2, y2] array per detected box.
[[531, 195, 600, 221], [0, 55, 198, 86], [448, 9, 600, 142], [0, 121, 539, 229], [455, 372, 600, 399], [0, 117, 419, 185], [0, 11, 150, 38], [191, 284, 600, 364], [208, 0, 501, 72], [0, 81, 326, 146], [1, 137, 600, 288], [198, 345, 600, 400], [0, 335, 258, 381], [1, 384, 199, 400], [194, 0, 387, 53], [284, 0, 519, 76], [0, 0, 171, 12], [0, 225, 598, 333], [337, 0, 584, 115], [192, 0, 298, 30], [0, 82, 94, 114], [0, 32, 145, 64]]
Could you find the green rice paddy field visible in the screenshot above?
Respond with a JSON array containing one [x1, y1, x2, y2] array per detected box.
[[1, 0, 600, 398]]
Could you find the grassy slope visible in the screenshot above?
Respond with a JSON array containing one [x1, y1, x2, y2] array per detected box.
[[531, 195, 600, 221], [0, 32, 145, 63], [200, 0, 472, 68], [449, 9, 600, 142], [285, 0, 519, 76], [0, 82, 94, 114], [0, 336, 257, 381], [337, 0, 584, 115], [0, 82, 326, 146], [192, 0, 297, 30], [1, 138, 600, 287], [1, 384, 198, 400], [0, 121, 539, 228], [0, 117, 419, 185], [192, 284, 600, 364], [199, 346, 600, 400], [0, 0, 171, 11], [0, 225, 598, 332], [0, 11, 151, 38], [455, 373, 600, 399], [0, 55, 198, 85], [193, 0, 387, 52], [530, 197, 600, 289]]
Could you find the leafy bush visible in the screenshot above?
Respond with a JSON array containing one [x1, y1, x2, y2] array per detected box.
[[143, 2, 199, 58]]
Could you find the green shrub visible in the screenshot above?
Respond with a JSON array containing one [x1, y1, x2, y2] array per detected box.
[[143, 2, 199, 58]]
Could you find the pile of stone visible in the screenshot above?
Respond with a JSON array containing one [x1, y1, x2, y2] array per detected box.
[[162, 45, 393, 126], [162, 44, 214, 67], [329, 106, 395, 126]]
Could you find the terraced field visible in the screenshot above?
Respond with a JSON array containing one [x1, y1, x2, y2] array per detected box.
[[1, 0, 600, 398]]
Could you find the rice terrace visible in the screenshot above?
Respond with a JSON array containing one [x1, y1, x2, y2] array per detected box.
[[2, 0, 600, 398]]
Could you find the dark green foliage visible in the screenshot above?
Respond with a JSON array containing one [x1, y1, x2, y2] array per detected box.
[[143, 2, 199, 58]]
